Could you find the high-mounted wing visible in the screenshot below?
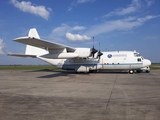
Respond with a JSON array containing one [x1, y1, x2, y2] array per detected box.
[[14, 37, 75, 52]]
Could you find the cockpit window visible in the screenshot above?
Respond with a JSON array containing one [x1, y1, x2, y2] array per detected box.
[[134, 53, 141, 57]]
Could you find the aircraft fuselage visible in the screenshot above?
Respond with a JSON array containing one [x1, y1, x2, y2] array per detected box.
[[38, 50, 151, 73], [8, 28, 151, 73]]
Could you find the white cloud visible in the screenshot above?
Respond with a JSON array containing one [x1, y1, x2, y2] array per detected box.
[[137, 15, 158, 22], [143, 36, 159, 41], [48, 24, 89, 43], [10, 0, 51, 20], [145, 0, 154, 6], [68, 0, 96, 11], [0, 39, 4, 54], [48, 15, 159, 42], [72, 26, 86, 30], [48, 24, 70, 42], [77, 0, 95, 4], [86, 15, 159, 36], [104, 0, 141, 18], [104, 0, 154, 18], [50, 24, 70, 37], [66, 33, 91, 42], [49, 24, 86, 40]]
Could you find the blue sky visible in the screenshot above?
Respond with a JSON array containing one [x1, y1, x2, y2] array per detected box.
[[0, 0, 160, 65]]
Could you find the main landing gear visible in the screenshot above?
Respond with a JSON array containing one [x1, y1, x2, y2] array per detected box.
[[129, 70, 134, 74], [129, 69, 150, 74]]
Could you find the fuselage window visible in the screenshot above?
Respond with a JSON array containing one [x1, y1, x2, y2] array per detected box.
[[137, 58, 141, 62]]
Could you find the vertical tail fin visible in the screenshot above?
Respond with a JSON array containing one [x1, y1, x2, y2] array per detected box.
[[25, 28, 48, 56], [28, 28, 40, 39]]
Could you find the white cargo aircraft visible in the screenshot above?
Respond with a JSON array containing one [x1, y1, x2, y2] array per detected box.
[[8, 28, 151, 74]]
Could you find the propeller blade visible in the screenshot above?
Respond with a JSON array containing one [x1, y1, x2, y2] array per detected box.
[[97, 42, 103, 59], [90, 37, 98, 58], [91, 47, 98, 58], [97, 51, 103, 59]]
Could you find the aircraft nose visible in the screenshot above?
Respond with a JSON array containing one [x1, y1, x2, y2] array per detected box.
[[143, 59, 151, 67]]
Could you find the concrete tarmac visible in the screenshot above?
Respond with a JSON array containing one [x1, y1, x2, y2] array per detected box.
[[0, 70, 160, 120]]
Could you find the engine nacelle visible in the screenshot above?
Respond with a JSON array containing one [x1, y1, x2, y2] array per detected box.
[[74, 48, 91, 58], [75, 66, 89, 73]]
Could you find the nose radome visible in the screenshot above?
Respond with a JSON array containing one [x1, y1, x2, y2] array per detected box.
[[143, 59, 151, 67]]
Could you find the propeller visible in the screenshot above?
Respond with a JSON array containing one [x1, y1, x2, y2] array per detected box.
[[97, 42, 103, 59], [90, 37, 98, 58]]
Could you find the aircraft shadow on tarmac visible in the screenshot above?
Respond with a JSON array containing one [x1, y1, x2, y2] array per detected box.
[[23, 70, 75, 78], [23, 70, 131, 78], [37, 71, 74, 78]]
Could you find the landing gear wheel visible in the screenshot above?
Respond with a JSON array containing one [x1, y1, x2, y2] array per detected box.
[[129, 70, 134, 74]]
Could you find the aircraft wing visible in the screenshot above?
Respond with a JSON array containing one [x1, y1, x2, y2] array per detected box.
[[14, 37, 76, 52]]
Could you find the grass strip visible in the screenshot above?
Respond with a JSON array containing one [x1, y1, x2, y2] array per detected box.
[[0, 65, 60, 71]]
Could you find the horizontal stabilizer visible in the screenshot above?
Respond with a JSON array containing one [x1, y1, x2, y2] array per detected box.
[[8, 53, 36, 58]]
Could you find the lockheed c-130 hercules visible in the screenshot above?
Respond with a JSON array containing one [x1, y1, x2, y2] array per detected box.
[[8, 28, 151, 74]]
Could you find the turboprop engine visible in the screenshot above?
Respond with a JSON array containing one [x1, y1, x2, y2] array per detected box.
[[74, 48, 91, 58]]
